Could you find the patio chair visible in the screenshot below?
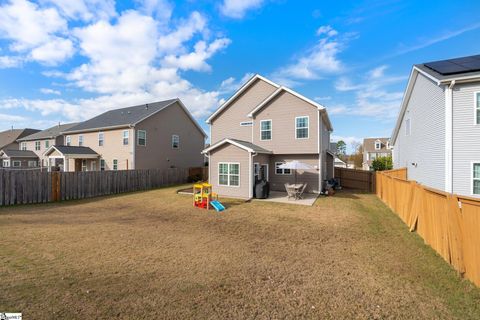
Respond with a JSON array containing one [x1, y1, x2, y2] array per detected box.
[[296, 183, 308, 200], [284, 183, 296, 200]]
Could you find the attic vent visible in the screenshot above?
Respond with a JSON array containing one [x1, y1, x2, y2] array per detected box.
[[127, 111, 131, 114]]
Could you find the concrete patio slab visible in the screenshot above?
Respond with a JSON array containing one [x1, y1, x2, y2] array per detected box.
[[254, 191, 319, 206]]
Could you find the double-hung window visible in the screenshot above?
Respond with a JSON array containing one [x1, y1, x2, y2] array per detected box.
[[81, 159, 87, 172], [218, 163, 240, 186], [21, 142, 27, 150], [375, 140, 381, 150], [172, 135, 179, 149], [78, 135, 84, 146], [473, 163, 480, 195], [35, 141, 41, 151], [98, 132, 104, 146], [66, 136, 71, 146], [275, 162, 291, 175], [260, 120, 272, 140], [45, 140, 49, 149], [476, 92, 480, 125], [100, 159, 106, 171], [137, 130, 146, 146], [123, 130, 129, 145], [113, 159, 118, 171], [295, 116, 309, 139], [12, 160, 21, 167]]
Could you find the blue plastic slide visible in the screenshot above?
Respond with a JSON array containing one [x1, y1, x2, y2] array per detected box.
[[210, 200, 226, 212]]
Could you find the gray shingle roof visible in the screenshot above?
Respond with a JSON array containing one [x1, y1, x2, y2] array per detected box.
[[0, 149, 38, 158], [53, 146, 98, 156], [0, 128, 40, 149], [363, 137, 391, 153], [18, 123, 79, 141], [63, 99, 178, 133], [229, 139, 272, 153]]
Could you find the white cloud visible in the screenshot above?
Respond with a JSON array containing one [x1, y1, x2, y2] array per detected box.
[[314, 96, 332, 102], [331, 135, 362, 146], [219, 72, 254, 94], [136, 0, 173, 21], [272, 25, 344, 84], [157, 11, 206, 54], [219, 0, 264, 19], [163, 38, 231, 72], [40, 88, 61, 95], [0, 112, 27, 122], [332, 65, 407, 119], [40, 0, 116, 22], [0, 0, 73, 65], [0, 55, 22, 68]]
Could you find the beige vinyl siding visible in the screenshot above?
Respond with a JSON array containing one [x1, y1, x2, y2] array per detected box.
[[22, 138, 56, 166], [393, 73, 445, 190], [66, 129, 134, 171], [210, 78, 277, 144], [452, 82, 480, 197], [252, 91, 319, 154], [134, 101, 205, 170], [268, 154, 320, 193], [209, 144, 250, 199]]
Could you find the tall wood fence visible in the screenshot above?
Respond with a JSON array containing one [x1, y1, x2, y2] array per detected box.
[[188, 166, 208, 181], [377, 168, 480, 287], [334, 167, 375, 192], [0, 168, 189, 206]]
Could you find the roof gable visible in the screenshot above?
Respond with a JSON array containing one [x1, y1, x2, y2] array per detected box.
[[206, 74, 280, 124], [202, 138, 272, 154], [0, 128, 40, 149], [18, 122, 79, 141]]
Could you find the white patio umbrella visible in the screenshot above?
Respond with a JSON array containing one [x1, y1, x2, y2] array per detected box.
[[278, 160, 314, 185]]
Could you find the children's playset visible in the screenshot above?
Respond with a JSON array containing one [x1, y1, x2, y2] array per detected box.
[[193, 183, 226, 212]]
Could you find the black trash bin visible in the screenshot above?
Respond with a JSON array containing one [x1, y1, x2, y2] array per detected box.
[[254, 179, 270, 199]]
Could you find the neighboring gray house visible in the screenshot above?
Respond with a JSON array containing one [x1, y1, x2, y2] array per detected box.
[[202, 74, 334, 199], [362, 137, 392, 170], [0, 128, 41, 168], [48, 99, 206, 172], [0, 128, 40, 152], [391, 54, 480, 198], [0, 149, 39, 169], [17, 122, 79, 168]]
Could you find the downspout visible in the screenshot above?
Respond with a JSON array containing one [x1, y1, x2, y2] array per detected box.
[[249, 152, 257, 199], [445, 80, 455, 193], [131, 125, 135, 170], [318, 109, 323, 193]]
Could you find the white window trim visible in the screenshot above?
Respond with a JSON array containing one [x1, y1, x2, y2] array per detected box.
[[375, 140, 381, 150], [137, 130, 147, 146], [472, 161, 480, 196], [98, 132, 104, 146], [3, 160, 10, 167], [254, 162, 259, 179], [113, 159, 118, 171], [172, 134, 180, 149], [66, 135, 71, 146], [45, 140, 49, 149], [218, 162, 240, 187], [12, 160, 21, 167], [474, 91, 480, 125], [35, 141, 41, 151], [295, 116, 309, 139], [240, 121, 253, 126], [260, 119, 272, 141], [100, 159, 106, 171], [20, 142, 27, 151], [261, 163, 269, 181], [81, 159, 87, 172], [123, 130, 129, 146], [275, 162, 292, 175], [78, 135, 84, 146]]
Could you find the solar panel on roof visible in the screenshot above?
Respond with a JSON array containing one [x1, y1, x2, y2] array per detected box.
[[424, 55, 480, 75]]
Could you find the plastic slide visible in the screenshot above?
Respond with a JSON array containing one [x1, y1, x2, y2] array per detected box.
[[210, 200, 226, 212]]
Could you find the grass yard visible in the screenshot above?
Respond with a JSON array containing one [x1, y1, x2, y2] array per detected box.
[[1, 186, 480, 319]]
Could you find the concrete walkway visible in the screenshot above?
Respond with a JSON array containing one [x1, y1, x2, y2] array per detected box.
[[255, 191, 319, 206]]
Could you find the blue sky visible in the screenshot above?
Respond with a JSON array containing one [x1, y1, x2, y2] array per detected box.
[[0, 0, 479, 149]]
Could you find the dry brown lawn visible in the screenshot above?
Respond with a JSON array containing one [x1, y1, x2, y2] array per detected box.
[[1, 186, 480, 319]]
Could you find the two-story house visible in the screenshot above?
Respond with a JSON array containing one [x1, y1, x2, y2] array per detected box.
[[16, 122, 79, 168], [44, 99, 206, 171], [362, 138, 392, 170], [202, 74, 334, 199], [0, 128, 40, 168], [391, 54, 480, 198]]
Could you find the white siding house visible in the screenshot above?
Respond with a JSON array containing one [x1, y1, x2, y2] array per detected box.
[[391, 54, 480, 198]]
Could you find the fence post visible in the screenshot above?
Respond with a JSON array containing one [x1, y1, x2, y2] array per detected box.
[[446, 193, 465, 274], [51, 172, 61, 202]]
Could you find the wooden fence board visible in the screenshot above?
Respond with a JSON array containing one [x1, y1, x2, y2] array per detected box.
[[334, 167, 375, 192], [377, 168, 480, 287]]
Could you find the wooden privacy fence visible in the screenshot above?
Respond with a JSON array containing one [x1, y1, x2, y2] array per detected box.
[[334, 167, 375, 192], [0, 167, 189, 206], [377, 168, 480, 287], [188, 166, 208, 181]]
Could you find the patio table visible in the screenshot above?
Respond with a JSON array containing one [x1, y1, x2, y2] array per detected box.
[[287, 183, 304, 200]]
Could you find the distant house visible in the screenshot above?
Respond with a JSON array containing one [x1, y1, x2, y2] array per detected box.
[[46, 99, 206, 172], [391, 54, 480, 197], [362, 138, 392, 170], [0, 149, 39, 169], [17, 122, 79, 168], [334, 157, 346, 168], [0, 128, 40, 168], [202, 74, 334, 199]]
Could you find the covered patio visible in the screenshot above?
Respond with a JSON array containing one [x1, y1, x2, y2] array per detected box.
[[44, 145, 99, 172], [254, 190, 319, 206]]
